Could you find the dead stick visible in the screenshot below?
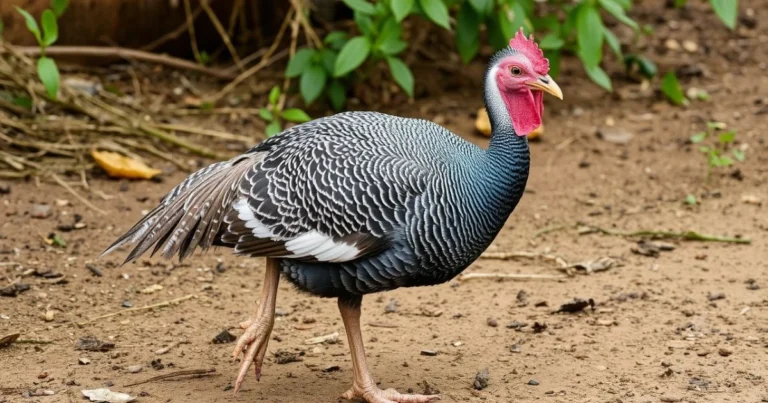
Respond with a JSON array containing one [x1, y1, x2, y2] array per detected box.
[[51, 173, 107, 215], [458, 273, 567, 281], [124, 368, 216, 387], [76, 294, 195, 327], [200, 0, 243, 70], [6, 46, 235, 80], [582, 224, 751, 244]]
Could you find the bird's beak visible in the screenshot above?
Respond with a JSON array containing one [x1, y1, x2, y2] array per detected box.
[[526, 75, 563, 100]]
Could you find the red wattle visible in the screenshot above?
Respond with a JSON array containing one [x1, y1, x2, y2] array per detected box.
[[500, 89, 542, 137]]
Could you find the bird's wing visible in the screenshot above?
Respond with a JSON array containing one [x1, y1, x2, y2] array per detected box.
[[102, 117, 433, 265]]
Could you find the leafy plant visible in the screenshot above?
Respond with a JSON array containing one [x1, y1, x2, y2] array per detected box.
[[691, 122, 745, 179], [15, 0, 68, 99], [259, 86, 312, 137], [283, 0, 739, 109], [661, 72, 687, 106]]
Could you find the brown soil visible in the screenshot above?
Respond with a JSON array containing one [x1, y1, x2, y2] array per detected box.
[[1, 1, 767, 402]]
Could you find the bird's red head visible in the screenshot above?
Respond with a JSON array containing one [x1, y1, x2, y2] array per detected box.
[[488, 29, 563, 136]]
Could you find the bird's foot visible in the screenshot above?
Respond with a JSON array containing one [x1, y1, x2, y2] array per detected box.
[[341, 384, 440, 403], [232, 313, 274, 392]]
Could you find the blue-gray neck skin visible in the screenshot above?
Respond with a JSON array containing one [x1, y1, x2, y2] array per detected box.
[[478, 64, 531, 220]]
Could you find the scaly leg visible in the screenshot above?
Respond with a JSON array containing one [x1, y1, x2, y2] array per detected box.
[[338, 297, 440, 403], [232, 257, 280, 392]]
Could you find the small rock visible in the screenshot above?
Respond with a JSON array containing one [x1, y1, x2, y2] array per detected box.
[[506, 320, 528, 331], [86, 264, 103, 277], [667, 340, 689, 349], [273, 350, 303, 364], [707, 292, 726, 301], [81, 388, 135, 403], [718, 346, 734, 357], [660, 396, 682, 402], [384, 298, 398, 314], [150, 359, 164, 370], [696, 349, 712, 357], [76, 336, 115, 352], [127, 365, 142, 373], [212, 330, 237, 344], [42, 310, 55, 322], [682, 40, 698, 52], [321, 365, 340, 372], [486, 317, 498, 327], [79, 357, 91, 365], [473, 368, 489, 390], [275, 307, 290, 317], [0, 184, 10, 194], [597, 127, 634, 144], [140, 284, 163, 294], [0, 283, 31, 297], [509, 344, 522, 353], [555, 298, 595, 313], [741, 194, 762, 205], [31, 204, 52, 219], [664, 38, 681, 51], [532, 322, 547, 333], [745, 279, 759, 291], [420, 349, 438, 356], [121, 300, 133, 308], [527, 379, 539, 386]]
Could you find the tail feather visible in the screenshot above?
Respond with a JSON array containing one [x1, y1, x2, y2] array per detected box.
[[100, 153, 262, 265]]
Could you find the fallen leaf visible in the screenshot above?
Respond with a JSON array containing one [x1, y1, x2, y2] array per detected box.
[[0, 333, 20, 348], [81, 388, 135, 402], [91, 150, 161, 180]]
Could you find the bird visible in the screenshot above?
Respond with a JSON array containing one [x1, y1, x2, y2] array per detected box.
[[102, 28, 562, 403]]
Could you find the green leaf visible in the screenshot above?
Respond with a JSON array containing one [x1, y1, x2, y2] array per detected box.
[[418, 0, 450, 29], [576, 5, 604, 68], [584, 63, 612, 91], [324, 31, 348, 50], [259, 107, 273, 121], [51, 0, 68, 17], [718, 155, 734, 166], [498, 3, 528, 39], [342, 0, 376, 15], [12, 96, 33, 109], [300, 64, 327, 104], [486, 16, 507, 50], [320, 49, 338, 74], [265, 121, 281, 137], [37, 56, 60, 98], [599, 0, 638, 30], [334, 36, 371, 77], [612, 0, 632, 9], [661, 72, 687, 106], [468, 0, 493, 16], [391, 0, 414, 22], [354, 12, 376, 38], [690, 132, 707, 143], [282, 108, 312, 123], [603, 29, 622, 60], [374, 17, 402, 50], [732, 148, 745, 161], [379, 38, 407, 55], [16, 8, 42, 45], [456, 3, 480, 64], [544, 50, 561, 78], [41, 10, 58, 47], [684, 194, 697, 205], [268, 86, 280, 105], [386, 56, 414, 97], [286, 48, 316, 78], [718, 131, 735, 143], [709, 0, 738, 29], [327, 80, 347, 111], [674, 0, 687, 7], [538, 32, 564, 50]]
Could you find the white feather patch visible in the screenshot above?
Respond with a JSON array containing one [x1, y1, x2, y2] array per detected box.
[[234, 198, 275, 238], [283, 230, 360, 262]]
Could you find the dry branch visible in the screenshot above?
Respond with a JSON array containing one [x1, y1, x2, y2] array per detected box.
[[76, 294, 195, 327]]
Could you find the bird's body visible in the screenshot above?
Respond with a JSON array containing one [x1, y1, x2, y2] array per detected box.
[[103, 30, 560, 403]]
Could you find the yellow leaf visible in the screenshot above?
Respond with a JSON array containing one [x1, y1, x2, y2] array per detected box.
[[474, 108, 543, 140], [91, 150, 161, 179]]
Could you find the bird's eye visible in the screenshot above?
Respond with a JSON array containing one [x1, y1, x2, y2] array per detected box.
[[510, 66, 522, 76]]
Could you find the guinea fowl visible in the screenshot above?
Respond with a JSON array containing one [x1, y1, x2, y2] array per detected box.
[[102, 29, 562, 402]]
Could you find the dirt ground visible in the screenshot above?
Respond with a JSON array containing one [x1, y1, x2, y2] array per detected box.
[[1, 1, 767, 402]]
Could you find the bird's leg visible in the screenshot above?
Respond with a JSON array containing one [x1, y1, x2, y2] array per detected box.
[[232, 257, 280, 392], [339, 297, 440, 403]]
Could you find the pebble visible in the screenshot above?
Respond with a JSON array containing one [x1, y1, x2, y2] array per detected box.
[[718, 346, 734, 357], [31, 204, 52, 219], [486, 317, 498, 327], [665, 39, 681, 51], [527, 379, 539, 386], [384, 298, 398, 314], [473, 368, 490, 390], [127, 365, 143, 373], [596, 127, 634, 144], [141, 284, 163, 294], [78, 358, 91, 365], [121, 300, 133, 308], [42, 310, 55, 322], [420, 349, 438, 356], [682, 40, 698, 52], [660, 396, 682, 402]]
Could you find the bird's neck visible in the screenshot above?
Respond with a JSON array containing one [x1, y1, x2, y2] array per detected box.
[[477, 70, 531, 217]]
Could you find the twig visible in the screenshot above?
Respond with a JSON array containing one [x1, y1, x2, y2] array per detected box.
[[200, 0, 243, 70], [183, 0, 203, 65], [154, 123, 252, 144], [206, 8, 294, 104], [533, 224, 569, 238], [581, 224, 751, 244], [124, 368, 216, 387], [458, 273, 567, 281], [6, 46, 236, 80], [14, 339, 54, 344], [76, 294, 195, 327], [480, 251, 569, 268], [141, 5, 203, 51], [51, 173, 107, 215]]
